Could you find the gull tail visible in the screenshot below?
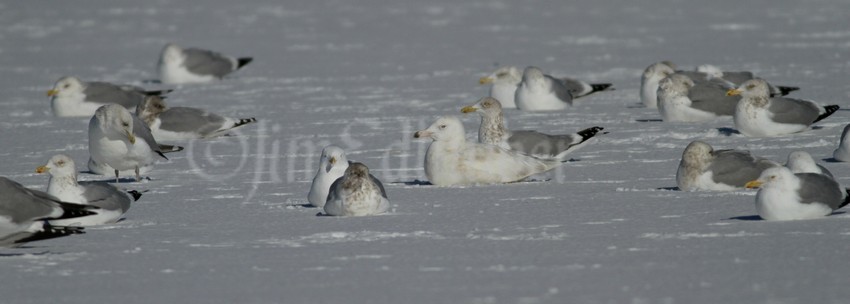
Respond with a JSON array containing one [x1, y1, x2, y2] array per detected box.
[[840, 188, 850, 209], [590, 83, 614, 93], [553, 126, 607, 161], [157, 144, 185, 159], [814, 105, 840, 123], [237, 58, 253, 70], [776, 86, 799, 96], [576, 126, 606, 143], [15, 223, 85, 244]]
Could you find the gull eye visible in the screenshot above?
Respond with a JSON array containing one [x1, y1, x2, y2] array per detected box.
[[496, 72, 507, 77], [122, 122, 130, 127], [57, 160, 65, 166], [63, 84, 70, 88], [770, 175, 776, 180], [746, 84, 755, 90], [482, 102, 490, 108], [439, 124, 447, 129]]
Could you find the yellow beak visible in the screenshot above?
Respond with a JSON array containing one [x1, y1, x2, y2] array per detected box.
[[461, 106, 478, 113], [726, 89, 742, 96], [329, 157, 336, 165], [744, 180, 762, 189], [479, 77, 494, 85], [127, 131, 136, 144], [47, 89, 59, 97], [36, 166, 49, 173]]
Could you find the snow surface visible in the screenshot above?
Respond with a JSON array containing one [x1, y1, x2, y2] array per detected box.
[[2, 0, 850, 303]]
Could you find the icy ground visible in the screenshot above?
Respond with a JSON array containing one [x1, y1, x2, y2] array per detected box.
[[2, 0, 850, 303]]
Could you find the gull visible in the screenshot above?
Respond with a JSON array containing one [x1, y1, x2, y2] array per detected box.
[[324, 162, 389, 216], [136, 96, 256, 141], [158, 43, 253, 85], [746, 166, 850, 221], [728, 79, 838, 137], [413, 116, 566, 186], [461, 97, 604, 159], [0, 177, 94, 247], [307, 146, 349, 208], [480, 66, 612, 109], [676, 140, 779, 191], [47, 76, 171, 117]]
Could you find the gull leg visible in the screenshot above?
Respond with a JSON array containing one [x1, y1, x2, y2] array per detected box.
[[135, 167, 141, 182], [114, 169, 120, 183]]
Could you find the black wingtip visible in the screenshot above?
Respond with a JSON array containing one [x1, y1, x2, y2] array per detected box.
[[840, 188, 850, 209], [234, 118, 257, 128], [777, 86, 800, 96], [813, 105, 840, 123], [237, 58, 253, 69], [577, 126, 605, 142], [54, 202, 98, 219], [158, 144, 184, 154], [15, 223, 85, 244], [590, 83, 614, 93], [127, 190, 143, 201], [144, 89, 174, 96]]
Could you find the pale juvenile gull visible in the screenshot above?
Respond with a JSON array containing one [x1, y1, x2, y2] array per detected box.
[[657, 74, 739, 122], [640, 61, 677, 108], [308, 146, 349, 208], [676, 140, 779, 191], [136, 96, 257, 141], [89, 104, 177, 182], [158, 43, 253, 85], [461, 97, 604, 160], [785, 151, 834, 179], [413, 116, 566, 186], [514, 66, 573, 111], [37, 155, 141, 226], [0, 177, 94, 247], [832, 124, 850, 162], [480, 66, 612, 109], [47, 76, 172, 117], [728, 79, 839, 137], [324, 162, 389, 216], [745, 166, 850, 221]]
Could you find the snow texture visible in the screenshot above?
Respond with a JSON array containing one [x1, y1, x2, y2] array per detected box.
[[1, 0, 850, 303]]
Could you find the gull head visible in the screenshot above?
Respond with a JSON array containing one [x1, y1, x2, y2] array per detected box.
[[461, 96, 503, 116], [160, 43, 184, 65], [414, 116, 465, 143], [727, 79, 770, 98], [658, 74, 694, 96], [643, 62, 676, 80], [345, 162, 370, 179], [746, 166, 794, 190], [36, 154, 77, 179], [681, 140, 713, 167], [785, 151, 819, 174], [47, 76, 84, 98], [480, 66, 521, 85], [320, 145, 348, 173], [95, 104, 136, 144], [696, 64, 724, 79], [137, 95, 168, 120], [521, 66, 545, 83]]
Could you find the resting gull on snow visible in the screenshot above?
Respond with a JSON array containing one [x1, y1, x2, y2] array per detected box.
[[727, 79, 839, 137], [480, 66, 612, 109], [656, 74, 740, 122], [461, 97, 604, 159], [47, 76, 171, 117], [785, 151, 833, 178], [308, 145, 349, 208], [37, 154, 141, 226], [89, 104, 179, 182], [0, 177, 94, 247], [324, 162, 389, 216], [745, 166, 850, 221], [676, 140, 779, 191], [514, 66, 574, 111], [414, 116, 566, 186], [136, 96, 256, 141], [158, 43, 253, 85]]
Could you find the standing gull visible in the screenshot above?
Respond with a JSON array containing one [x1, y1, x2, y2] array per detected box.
[[307, 146, 349, 208], [676, 140, 779, 191], [47, 76, 171, 117], [832, 124, 850, 162], [785, 151, 833, 178], [324, 162, 389, 216], [136, 96, 257, 141], [656, 74, 739, 122], [0, 177, 94, 246], [158, 43, 253, 85], [514, 66, 573, 111], [414, 116, 566, 186], [461, 97, 604, 159], [480, 66, 612, 109], [728, 79, 839, 137], [745, 167, 850, 221], [37, 155, 141, 226], [89, 104, 174, 182]]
